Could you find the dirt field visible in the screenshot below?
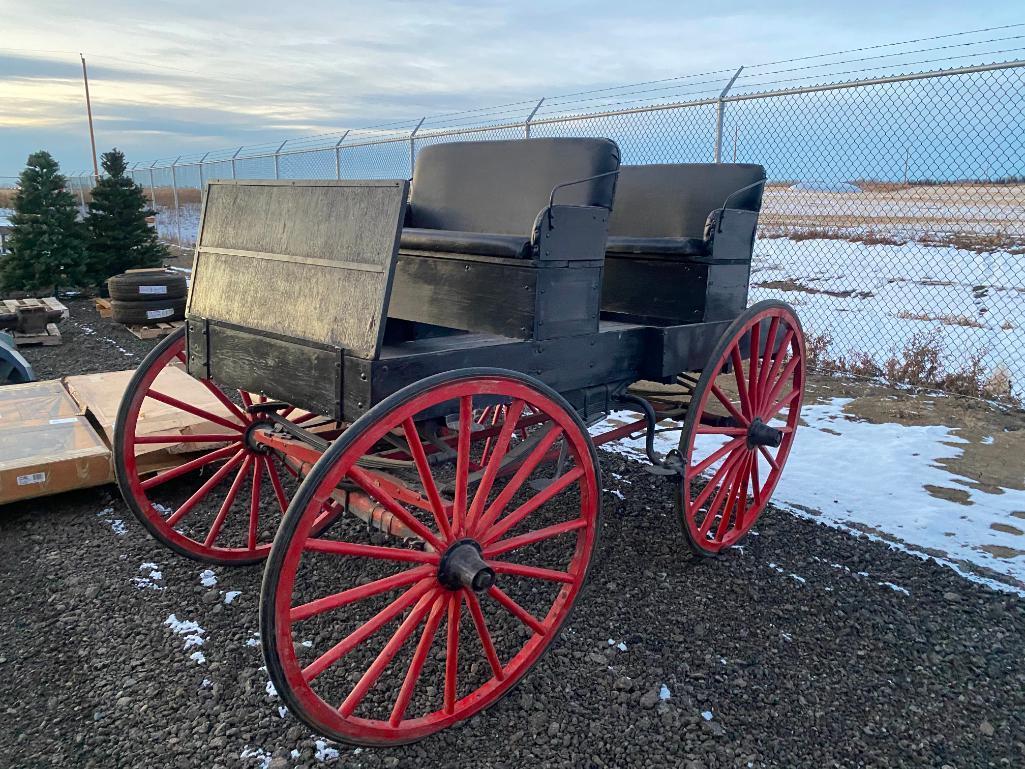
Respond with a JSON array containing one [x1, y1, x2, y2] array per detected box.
[[0, 299, 1022, 769]]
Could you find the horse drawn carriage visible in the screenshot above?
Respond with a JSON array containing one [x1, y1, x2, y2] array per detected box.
[[113, 138, 805, 745]]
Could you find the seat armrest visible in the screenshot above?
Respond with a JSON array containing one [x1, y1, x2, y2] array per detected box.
[[532, 205, 610, 262], [705, 208, 759, 263]]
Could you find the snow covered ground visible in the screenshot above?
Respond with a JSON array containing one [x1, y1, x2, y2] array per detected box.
[[593, 396, 1025, 594], [750, 236, 1025, 400]]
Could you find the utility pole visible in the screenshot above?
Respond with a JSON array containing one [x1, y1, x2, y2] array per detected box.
[[80, 53, 99, 179]]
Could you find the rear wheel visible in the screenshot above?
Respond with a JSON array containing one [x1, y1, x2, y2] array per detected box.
[[261, 368, 601, 745], [677, 300, 805, 556], [113, 327, 328, 565]]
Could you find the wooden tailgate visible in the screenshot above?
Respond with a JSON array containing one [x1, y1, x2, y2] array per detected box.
[[187, 179, 408, 359]]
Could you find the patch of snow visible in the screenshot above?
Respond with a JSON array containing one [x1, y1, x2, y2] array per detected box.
[[688, 397, 1025, 593], [199, 569, 217, 587], [981, 435, 994, 445], [239, 745, 271, 768], [701, 710, 714, 721], [300, 639, 313, 647], [109, 520, 127, 536], [790, 574, 807, 584], [314, 740, 339, 763], [132, 562, 164, 590], [190, 651, 206, 664], [616, 641, 627, 652], [224, 590, 242, 604], [605, 488, 626, 500], [164, 614, 205, 652], [278, 705, 288, 718], [201, 678, 212, 689], [265, 680, 278, 698], [659, 684, 671, 701], [879, 581, 911, 596]]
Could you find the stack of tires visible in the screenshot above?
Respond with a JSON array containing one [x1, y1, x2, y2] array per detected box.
[[106, 271, 188, 325]]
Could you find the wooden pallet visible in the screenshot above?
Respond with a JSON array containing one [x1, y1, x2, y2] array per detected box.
[[14, 323, 61, 346], [1, 296, 69, 321], [94, 297, 113, 318], [126, 321, 183, 340]]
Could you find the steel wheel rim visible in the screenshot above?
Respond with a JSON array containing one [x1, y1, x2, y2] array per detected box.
[[116, 329, 308, 563], [264, 373, 600, 745], [680, 304, 805, 554]]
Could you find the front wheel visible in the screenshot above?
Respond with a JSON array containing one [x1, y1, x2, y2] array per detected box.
[[261, 368, 601, 745], [676, 300, 806, 556]]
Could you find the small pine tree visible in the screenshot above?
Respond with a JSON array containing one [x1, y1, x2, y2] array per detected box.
[[1, 151, 87, 292], [84, 148, 168, 283]]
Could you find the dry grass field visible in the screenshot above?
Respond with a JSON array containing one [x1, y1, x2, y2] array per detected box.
[[761, 181, 1025, 252]]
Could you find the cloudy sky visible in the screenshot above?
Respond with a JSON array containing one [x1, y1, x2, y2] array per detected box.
[[1, 0, 1022, 176]]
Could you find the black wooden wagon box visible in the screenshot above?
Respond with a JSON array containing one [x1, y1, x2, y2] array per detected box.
[[113, 138, 806, 746]]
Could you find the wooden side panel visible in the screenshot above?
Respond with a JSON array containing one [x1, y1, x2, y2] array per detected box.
[[601, 256, 708, 325], [389, 253, 537, 338], [189, 320, 344, 419], [188, 180, 407, 358]]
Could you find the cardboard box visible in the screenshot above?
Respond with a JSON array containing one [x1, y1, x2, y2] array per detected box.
[[0, 415, 112, 504], [64, 367, 239, 459], [0, 380, 82, 423]]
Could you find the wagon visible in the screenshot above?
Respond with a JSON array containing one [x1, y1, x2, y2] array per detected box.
[[113, 138, 805, 746]]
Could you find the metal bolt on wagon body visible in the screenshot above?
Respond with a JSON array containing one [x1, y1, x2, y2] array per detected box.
[[113, 138, 806, 745]]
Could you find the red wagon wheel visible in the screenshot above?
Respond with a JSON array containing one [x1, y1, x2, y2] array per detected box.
[[677, 300, 805, 556], [261, 368, 601, 746], [113, 327, 329, 565]]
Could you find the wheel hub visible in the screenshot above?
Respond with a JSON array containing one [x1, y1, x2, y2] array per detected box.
[[747, 417, 782, 448], [436, 539, 496, 592], [243, 420, 274, 453]]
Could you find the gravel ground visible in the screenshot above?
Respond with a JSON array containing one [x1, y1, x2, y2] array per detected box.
[[1, 300, 1023, 769]]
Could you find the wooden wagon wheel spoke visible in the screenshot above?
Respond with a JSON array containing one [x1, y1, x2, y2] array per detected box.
[[262, 371, 600, 745], [389, 595, 448, 726]]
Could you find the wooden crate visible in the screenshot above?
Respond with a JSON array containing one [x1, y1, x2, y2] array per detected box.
[[94, 297, 113, 318], [14, 322, 61, 346], [126, 321, 183, 340], [1, 296, 69, 321]]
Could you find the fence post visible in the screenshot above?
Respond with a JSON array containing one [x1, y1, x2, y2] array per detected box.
[[198, 151, 210, 191], [524, 98, 545, 138], [714, 66, 743, 163], [273, 140, 287, 179], [170, 156, 183, 248], [148, 160, 158, 209], [231, 146, 242, 179], [409, 117, 426, 176], [334, 131, 350, 180]]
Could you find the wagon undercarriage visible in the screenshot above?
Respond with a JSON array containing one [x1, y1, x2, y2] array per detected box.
[[112, 138, 806, 745]]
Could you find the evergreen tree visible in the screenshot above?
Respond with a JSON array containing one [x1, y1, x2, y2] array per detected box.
[[1, 151, 87, 292], [84, 148, 168, 282]]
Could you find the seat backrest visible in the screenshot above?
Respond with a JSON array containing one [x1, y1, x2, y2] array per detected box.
[[608, 163, 765, 239], [407, 138, 620, 235]]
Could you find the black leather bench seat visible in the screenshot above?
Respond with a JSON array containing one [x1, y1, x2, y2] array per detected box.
[[605, 235, 708, 257], [400, 228, 533, 259]]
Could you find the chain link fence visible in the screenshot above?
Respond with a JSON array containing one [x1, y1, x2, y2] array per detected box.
[[47, 57, 1025, 401]]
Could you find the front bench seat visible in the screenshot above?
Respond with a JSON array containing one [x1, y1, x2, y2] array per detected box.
[[399, 137, 620, 260]]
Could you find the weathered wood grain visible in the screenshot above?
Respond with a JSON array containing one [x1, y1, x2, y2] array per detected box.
[[188, 180, 407, 358]]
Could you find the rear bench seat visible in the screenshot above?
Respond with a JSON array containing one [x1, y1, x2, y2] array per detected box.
[[388, 138, 621, 339], [601, 163, 766, 325]]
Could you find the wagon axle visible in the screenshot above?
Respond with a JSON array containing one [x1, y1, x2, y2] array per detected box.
[[746, 418, 783, 448], [436, 539, 496, 592]]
